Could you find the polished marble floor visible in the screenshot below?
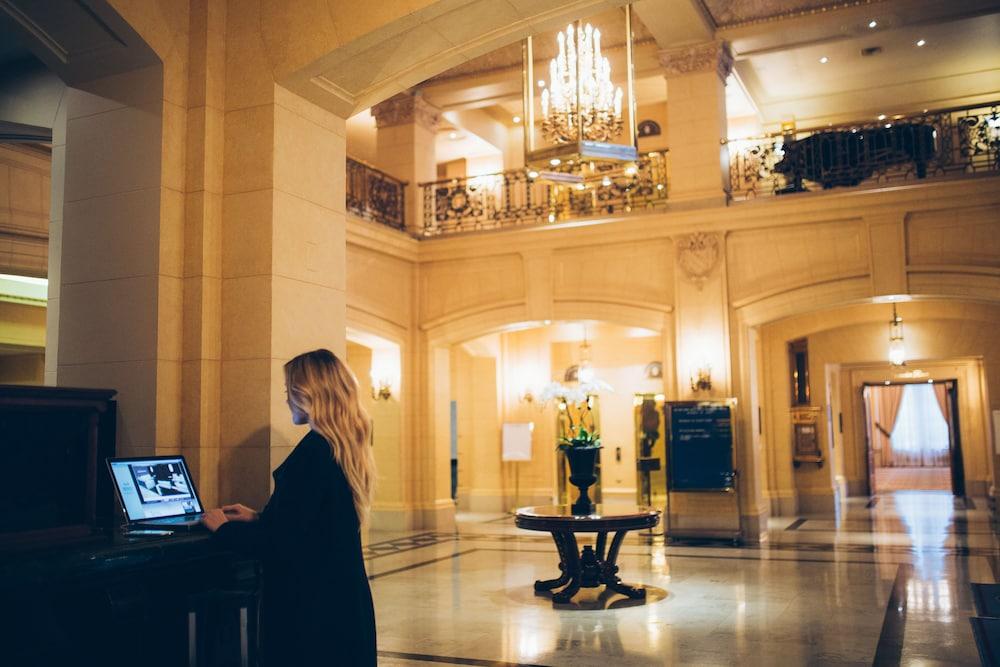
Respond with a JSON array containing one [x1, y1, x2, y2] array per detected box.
[[874, 466, 951, 492], [364, 491, 997, 666]]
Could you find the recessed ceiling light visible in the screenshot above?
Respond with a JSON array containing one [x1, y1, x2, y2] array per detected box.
[[868, 20, 877, 28], [877, 114, 886, 120], [916, 39, 926, 47], [549, 158, 561, 166], [448, 131, 458, 139], [512, 115, 521, 124], [819, 56, 829, 64]]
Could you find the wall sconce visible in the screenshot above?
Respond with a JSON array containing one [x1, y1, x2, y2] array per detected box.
[[888, 303, 906, 366], [371, 379, 393, 401], [690, 365, 712, 393]]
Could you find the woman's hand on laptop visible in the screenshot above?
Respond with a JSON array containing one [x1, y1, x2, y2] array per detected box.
[[222, 503, 259, 522], [201, 509, 228, 532]]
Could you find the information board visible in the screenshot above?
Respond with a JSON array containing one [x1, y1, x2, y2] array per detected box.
[[666, 401, 735, 491], [501, 422, 533, 462]]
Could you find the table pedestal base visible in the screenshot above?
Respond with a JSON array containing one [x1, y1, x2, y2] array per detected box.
[[534, 531, 646, 603]]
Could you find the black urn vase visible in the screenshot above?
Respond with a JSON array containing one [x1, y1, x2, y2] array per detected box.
[[565, 445, 601, 515]]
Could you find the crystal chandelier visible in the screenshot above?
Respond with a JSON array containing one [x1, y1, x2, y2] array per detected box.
[[540, 23, 624, 144]]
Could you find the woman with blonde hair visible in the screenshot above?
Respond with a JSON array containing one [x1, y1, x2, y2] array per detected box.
[[202, 348, 377, 665]]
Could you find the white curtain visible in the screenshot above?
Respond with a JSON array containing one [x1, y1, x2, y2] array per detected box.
[[889, 384, 950, 467]]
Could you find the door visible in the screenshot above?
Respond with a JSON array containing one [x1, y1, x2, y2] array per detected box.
[[861, 385, 876, 496], [946, 381, 966, 497]]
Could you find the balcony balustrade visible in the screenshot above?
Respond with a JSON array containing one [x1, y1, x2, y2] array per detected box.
[[418, 153, 669, 237], [346, 102, 999, 237], [729, 102, 1000, 199], [346, 157, 407, 230]]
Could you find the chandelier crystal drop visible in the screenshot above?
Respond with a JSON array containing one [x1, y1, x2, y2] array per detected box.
[[540, 23, 624, 144]]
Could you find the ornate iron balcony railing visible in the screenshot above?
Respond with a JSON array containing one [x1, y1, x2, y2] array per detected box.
[[346, 157, 407, 230], [419, 153, 668, 237], [729, 102, 1000, 199]]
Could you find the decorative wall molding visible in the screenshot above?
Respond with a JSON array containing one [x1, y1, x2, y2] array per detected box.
[[371, 92, 442, 131], [675, 232, 721, 287], [658, 40, 733, 81], [700, 0, 882, 28]]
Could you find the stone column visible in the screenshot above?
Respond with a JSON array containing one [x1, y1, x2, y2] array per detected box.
[[659, 41, 733, 205], [181, 0, 226, 506], [371, 92, 440, 235], [57, 63, 186, 459], [221, 10, 349, 509]]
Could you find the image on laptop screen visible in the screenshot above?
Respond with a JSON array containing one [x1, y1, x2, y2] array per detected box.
[[109, 457, 203, 521]]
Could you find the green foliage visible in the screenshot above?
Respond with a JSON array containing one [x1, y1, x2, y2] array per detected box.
[[556, 424, 601, 451]]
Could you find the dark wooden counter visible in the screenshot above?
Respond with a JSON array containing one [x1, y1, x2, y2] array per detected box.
[[0, 530, 260, 666]]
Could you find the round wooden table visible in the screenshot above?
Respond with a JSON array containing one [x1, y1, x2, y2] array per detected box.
[[514, 504, 661, 603]]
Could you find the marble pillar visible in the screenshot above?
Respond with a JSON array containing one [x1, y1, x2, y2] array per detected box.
[[371, 92, 440, 235], [659, 41, 733, 206]]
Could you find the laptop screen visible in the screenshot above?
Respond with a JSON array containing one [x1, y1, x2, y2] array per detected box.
[[108, 456, 203, 521]]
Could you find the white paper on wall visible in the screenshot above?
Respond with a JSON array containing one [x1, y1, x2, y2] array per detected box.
[[993, 410, 1000, 455], [502, 422, 533, 462]]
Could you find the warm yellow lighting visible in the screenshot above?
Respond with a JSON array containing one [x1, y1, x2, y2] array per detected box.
[[448, 131, 458, 139], [690, 365, 712, 393], [547, 212, 556, 222], [916, 39, 926, 47], [512, 115, 522, 124], [539, 22, 624, 144], [601, 176, 612, 187], [550, 158, 561, 166], [888, 304, 906, 366], [537, 79, 545, 88], [527, 170, 539, 178], [877, 114, 886, 121], [575, 183, 586, 191], [819, 56, 829, 64], [623, 163, 638, 176], [868, 20, 877, 28]]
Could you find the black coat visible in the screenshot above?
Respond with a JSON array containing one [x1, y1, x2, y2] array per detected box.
[[214, 430, 376, 666]]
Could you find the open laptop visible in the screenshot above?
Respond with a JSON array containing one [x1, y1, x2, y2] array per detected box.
[[107, 455, 205, 530]]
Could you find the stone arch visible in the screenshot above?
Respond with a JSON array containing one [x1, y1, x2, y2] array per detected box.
[[246, 0, 630, 115], [739, 295, 1000, 518]]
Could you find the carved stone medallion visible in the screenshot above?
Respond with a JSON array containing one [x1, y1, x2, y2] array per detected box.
[[676, 232, 721, 287]]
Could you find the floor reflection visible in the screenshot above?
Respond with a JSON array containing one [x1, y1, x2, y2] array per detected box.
[[891, 491, 953, 580], [371, 490, 995, 666]]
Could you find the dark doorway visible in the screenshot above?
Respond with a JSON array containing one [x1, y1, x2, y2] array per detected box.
[[862, 380, 964, 496]]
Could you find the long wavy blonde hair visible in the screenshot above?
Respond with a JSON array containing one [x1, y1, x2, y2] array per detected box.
[[283, 349, 375, 525]]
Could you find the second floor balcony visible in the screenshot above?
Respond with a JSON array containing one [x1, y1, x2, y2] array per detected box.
[[346, 101, 1000, 238]]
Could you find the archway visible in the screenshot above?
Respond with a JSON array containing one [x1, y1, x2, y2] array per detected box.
[[739, 296, 1000, 517], [423, 302, 673, 523]]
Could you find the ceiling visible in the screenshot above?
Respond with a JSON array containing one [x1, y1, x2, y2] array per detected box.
[[723, 0, 1000, 127], [412, 0, 1000, 134]]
